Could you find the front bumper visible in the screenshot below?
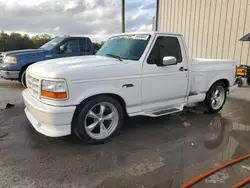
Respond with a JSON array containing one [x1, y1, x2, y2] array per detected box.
[[22, 89, 76, 137], [0, 70, 19, 80]]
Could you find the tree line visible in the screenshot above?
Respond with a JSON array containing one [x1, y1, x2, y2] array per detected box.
[[0, 31, 104, 53]]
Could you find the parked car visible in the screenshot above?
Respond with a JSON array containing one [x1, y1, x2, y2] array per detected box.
[[0, 36, 93, 87], [22, 32, 237, 144]]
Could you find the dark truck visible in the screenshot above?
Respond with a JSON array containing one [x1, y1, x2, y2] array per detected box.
[[0, 36, 93, 87]]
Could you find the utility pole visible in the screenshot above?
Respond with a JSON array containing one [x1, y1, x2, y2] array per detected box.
[[121, 0, 125, 33]]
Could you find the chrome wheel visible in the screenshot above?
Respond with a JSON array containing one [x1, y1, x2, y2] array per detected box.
[[84, 102, 119, 140], [210, 86, 225, 110]]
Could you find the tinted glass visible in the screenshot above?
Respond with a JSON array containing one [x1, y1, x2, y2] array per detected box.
[[79, 38, 92, 53], [148, 36, 182, 64], [96, 35, 150, 61], [64, 39, 80, 53], [40, 37, 64, 51]]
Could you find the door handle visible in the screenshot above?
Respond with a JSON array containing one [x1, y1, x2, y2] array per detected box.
[[179, 67, 188, 71]]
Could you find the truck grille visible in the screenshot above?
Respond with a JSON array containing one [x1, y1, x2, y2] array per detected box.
[[27, 73, 40, 98]]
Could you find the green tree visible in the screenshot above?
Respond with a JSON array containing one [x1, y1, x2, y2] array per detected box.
[[0, 31, 104, 53], [93, 41, 105, 53], [0, 31, 51, 52]]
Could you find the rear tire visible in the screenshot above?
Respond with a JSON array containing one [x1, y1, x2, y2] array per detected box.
[[202, 82, 227, 114], [235, 77, 243, 87], [73, 96, 124, 144]]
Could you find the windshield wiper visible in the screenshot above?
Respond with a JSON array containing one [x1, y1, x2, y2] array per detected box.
[[105, 54, 122, 61]]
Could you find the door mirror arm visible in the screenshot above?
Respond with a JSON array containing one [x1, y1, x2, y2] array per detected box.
[[148, 59, 156, 65], [156, 61, 164, 67]]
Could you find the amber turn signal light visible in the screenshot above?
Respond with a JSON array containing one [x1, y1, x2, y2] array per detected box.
[[41, 91, 67, 99]]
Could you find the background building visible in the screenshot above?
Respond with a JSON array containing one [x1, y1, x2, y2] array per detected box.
[[156, 0, 250, 65], [152, 16, 156, 31]]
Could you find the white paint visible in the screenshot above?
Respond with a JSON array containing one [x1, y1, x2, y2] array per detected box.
[[204, 170, 230, 184], [191, 58, 236, 93], [23, 31, 237, 137], [22, 89, 75, 137], [241, 165, 250, 171]]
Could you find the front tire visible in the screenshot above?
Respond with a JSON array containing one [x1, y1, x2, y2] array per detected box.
[[203, 82, 227, 113], [74, 96, 124, 144], [20, 70, 27, 88]]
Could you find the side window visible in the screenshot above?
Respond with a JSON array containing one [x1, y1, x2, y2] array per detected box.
[[79, 38, 91, 53], [147, 36, 182, 64], [64, 39, 80, 53]]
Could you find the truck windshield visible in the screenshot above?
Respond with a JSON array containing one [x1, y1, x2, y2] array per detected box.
[[40, 37, 65, 51], [96, 34, 150, 61]]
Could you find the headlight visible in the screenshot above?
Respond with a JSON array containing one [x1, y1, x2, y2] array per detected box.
[[4, 56, 17, 64], [41, 80, 68, 100]]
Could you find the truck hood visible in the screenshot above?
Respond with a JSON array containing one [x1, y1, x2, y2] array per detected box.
[[27, 55, 140, 81], [2, 49, 44, 57]]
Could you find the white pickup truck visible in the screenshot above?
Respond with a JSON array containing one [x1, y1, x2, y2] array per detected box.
[[22, 32, 237, 144]]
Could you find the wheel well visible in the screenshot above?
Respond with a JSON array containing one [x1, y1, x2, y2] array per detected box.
[[72, 93, 127, 123], [218, 79, 229, 90], [18, 64, 32, 81], [210, 79, 229, 91]]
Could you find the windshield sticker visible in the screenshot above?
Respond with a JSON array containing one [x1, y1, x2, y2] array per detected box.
[[111, 35, 149, 40], [133, 35, 149, 40]]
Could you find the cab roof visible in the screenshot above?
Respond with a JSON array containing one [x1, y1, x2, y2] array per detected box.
[[112, 31, 183, 37], [57, 36, 90, 39]]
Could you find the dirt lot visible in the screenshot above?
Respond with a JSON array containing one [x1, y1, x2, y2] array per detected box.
[[1, 79, 250, 188]]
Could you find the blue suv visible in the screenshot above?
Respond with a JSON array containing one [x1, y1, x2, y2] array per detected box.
[[0, 36, 93, 87]]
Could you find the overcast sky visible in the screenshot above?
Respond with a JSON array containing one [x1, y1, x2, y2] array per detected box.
[[0, 0, 155, 42]]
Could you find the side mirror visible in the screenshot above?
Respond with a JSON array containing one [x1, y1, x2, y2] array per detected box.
[[162, 56, 177, 66], [58, 45, 65, 53]]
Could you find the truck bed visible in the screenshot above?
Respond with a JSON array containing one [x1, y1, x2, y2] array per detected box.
[[190, 58, 236, 93]]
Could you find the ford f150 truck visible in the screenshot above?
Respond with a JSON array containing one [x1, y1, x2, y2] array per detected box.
[[0, 36, 93, 87], [22, 32, 237, 144]]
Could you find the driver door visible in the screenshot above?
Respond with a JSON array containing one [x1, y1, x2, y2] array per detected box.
[[141, 35, 188, 111], [47, 39, 82, 59], [60, 39, 82, 57]]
